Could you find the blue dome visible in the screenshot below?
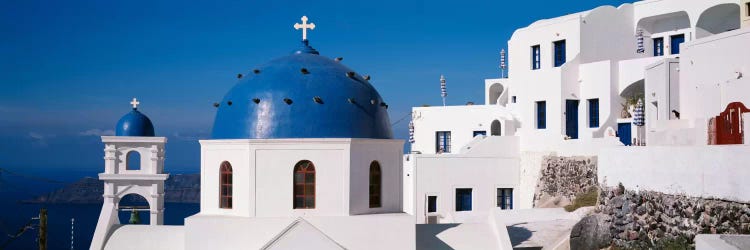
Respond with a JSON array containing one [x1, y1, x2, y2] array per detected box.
[[211, 40, 393, 139], [116, 109, 155, 136]]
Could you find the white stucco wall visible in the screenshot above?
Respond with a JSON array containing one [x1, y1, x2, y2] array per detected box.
[[410, 105, 516, 154], [408, 136, 520, 224], [199, 138, 403, 218], [679, 27, 750, 121], [599, 145, 750, 202]]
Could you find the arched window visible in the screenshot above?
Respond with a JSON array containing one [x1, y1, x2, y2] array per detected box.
[[491, 120, 502, 136], [369, 161, 382, 208], [220, 161, 233, 209], [293, 160, 315, 209], [126, 151, 141, 170]]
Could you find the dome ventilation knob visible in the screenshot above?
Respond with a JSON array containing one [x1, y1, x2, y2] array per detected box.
[[237, 74, 243, 79], [300, 68, 310, 74], [213, 102, 220, 108], [346, 72, 355, 78], [335, 57, 343, 62], [364, 75, 371, 81], [283, 98, 293, 105], [253, 69, 261, 74], [227, 101, 233, 106], [252, 98, 260, 104], [313, 96, 324, 104], [347, 98, 356, 104]]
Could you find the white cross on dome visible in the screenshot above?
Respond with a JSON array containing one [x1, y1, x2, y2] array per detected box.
[[294, 16, 316, 41]]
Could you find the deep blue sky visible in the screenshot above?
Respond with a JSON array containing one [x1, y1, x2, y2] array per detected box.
[[0, 0, 632, 173]]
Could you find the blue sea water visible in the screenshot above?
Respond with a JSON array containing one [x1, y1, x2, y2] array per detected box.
[[0, 169, 199, 250]]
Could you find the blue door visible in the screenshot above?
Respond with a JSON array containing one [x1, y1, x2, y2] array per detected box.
[[566, 100, 579, 139], [670, 34, 685, 55], [617, 123, 632, 146]]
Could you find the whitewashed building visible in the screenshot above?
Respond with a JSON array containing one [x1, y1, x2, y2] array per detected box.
[[406, 0, 750, 226]]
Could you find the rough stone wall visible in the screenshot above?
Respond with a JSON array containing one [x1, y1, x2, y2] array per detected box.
[[590, 186, 750, 249], [533, 156, 598, 207]]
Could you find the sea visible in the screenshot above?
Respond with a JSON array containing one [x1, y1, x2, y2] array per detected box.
[[0, 168, 199, 250]]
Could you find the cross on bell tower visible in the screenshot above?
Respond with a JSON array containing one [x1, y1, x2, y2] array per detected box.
[[294, 16, 316, 41], [130, 98, 140, 110]]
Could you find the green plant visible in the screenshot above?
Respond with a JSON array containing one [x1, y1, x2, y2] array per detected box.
[[565, 187, 599, 212]]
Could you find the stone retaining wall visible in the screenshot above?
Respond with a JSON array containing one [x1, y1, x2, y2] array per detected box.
[[572, 185, 750, 249], [533, 156, 598, 207]]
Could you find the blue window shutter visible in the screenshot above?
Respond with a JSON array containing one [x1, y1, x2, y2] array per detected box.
[[554, 40, 566, 67], [537, 101, 546, 129], [653, 38, 664, 56], [670, 34, 685, 55], [589, 99, 599, 128]]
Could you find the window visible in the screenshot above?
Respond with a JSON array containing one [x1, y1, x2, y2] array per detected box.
[[553, 40, 566, 67], [369, 161, 381, 208], [435, 131, 451, 153], [455, 188, 472, 211], [473, 131, 486, 137], [670, 34, 685, 55], [427, 196, 437, 213], [747, 3, 750, 17], [653, 37, 664, 56], [293, 160, 315, 209], [531, 45, 541, 70], [536, 101, 547, 129], [220, 161, 232, 209], [512, 96, 517, 103], [126, 151, 141, 170], [497, 188, 513, 210], [588, 99, 600, 128]]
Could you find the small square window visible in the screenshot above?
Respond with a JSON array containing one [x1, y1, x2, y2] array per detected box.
[[427, 196, 437, 213], [435, 131, 451, 153], [496, 188, 513, 210], [512, 96, 517, 103], [746, 3, 750, 17], [455, 188, 472, 211]]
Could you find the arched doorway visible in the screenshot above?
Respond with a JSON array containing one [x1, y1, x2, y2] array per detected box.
[[696, 4, 740, 39], [117, 193, 150, 225], [488, 83, 504, 105], [490, 120, 502, 136]]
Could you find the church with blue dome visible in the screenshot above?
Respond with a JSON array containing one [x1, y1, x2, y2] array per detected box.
[[91, 16, 414, 250]]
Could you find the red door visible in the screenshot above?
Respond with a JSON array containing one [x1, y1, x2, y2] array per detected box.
[[715, 102, 749, 145]]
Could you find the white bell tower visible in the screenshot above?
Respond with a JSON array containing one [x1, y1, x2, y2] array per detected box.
[[90, 99, 169, 250]]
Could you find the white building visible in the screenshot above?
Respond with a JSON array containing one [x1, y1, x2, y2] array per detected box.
[[406, 0, 750, 226]]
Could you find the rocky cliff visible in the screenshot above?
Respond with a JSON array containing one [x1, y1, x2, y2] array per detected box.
[[24, 173, 200, 204]]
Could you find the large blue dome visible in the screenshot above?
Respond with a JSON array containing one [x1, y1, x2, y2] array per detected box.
[[116, 109, 155, 137], [211, 40, 393, 139]]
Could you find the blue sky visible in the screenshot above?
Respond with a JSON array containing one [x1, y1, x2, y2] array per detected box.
[[0, 0, 632, 173]]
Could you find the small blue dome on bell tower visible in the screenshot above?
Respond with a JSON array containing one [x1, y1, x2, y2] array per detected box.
[[115, 98, 155, 137]]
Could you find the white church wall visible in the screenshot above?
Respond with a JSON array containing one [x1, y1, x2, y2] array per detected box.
[[599, 145, 750, 203], [679, 27, 750, 121], [199, 141, 253, 217], [349, 139, 404, 215], [410, 105, 515, 154], [254, 145, 348, 217]]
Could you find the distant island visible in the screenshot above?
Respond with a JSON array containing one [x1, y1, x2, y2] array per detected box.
[[23, 174, 200, 204]]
